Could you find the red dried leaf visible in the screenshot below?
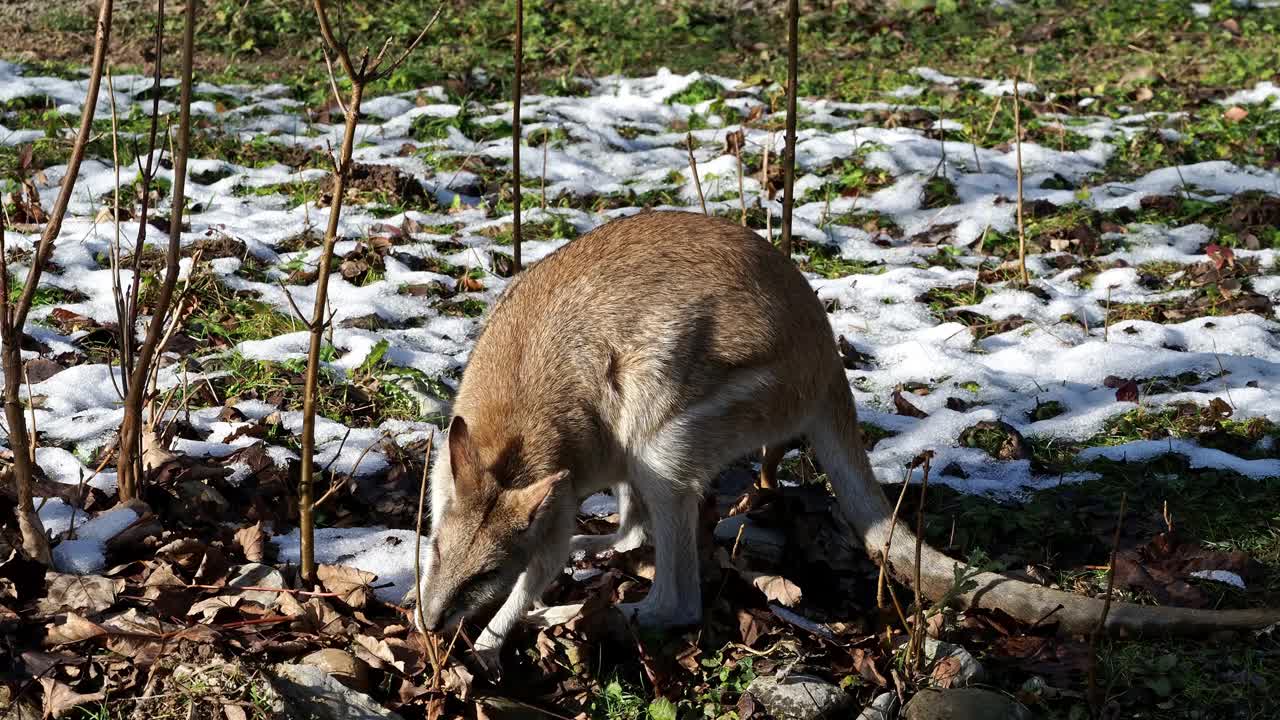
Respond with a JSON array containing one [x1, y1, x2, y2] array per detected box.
[[1205, 243, 1235, 270]]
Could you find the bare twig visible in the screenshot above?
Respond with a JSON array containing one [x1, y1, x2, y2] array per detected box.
[[907, 454, 932, 672], [1088, 492, 1127, 711], [780, 0, 799, 258], [301, 0, 440, 583], [321, 49, 350, 118], [106, 72, 127, 403], [735, 137, 747, 226], [116, 0, 194, 502], [511, 0, 524, 272], [876, 469, 913, 632], [1013, 75, 1029, 286], [540, 127, 550, 211], [763, 131, 773, 241], [1, 0, 114, 565], [413, 434, 435, 632], [686, 133, 707, 215], [1104, 286, 1112, 342]]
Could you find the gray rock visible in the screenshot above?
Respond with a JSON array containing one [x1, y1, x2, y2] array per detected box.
[[474, 697, 549, 719], [923, 638, 983, 687], [903, 688, 1033, 720], [745, 673, 852, 720], [714, 515, 786, 564], [857, 691, 899, 720], [270, 662, 403, 720]]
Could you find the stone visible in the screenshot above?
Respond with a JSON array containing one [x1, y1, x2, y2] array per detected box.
[[714, 514, 786, 564], [857, 691, 899, 720], [474, 697, 549, 719], [745, 673, 852, 720], [922, 638, 983, 687], [301, 648, 371, 692], [903, 688, 1033, 720], [270, 663, 403, 720]]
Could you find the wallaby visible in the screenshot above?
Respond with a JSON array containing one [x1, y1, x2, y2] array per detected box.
[[414, 210, 1279, 668]]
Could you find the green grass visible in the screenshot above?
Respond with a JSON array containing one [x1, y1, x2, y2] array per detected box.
[[17, 1, 1276, 121], [482, 213, 579, 244], [172, 269, 306, 347], [794, 239, 885, 278], [210, 347, 440, 429], [919, 282, 989, 319], [6, 278, 84, 307]]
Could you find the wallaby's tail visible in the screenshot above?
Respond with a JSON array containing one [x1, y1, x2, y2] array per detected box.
[[808, 388, 1280, 637]]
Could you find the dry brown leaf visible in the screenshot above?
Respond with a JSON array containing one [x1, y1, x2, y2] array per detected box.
[[353, 634, 405, 673], [142, 562, 185, 600], [233, 522, 266, 562], [276, 589, 307, 618], [188, 595, 241, 621], [294, 597, 347, 635], [100, 609, 172, 663], [227, 563, 286, 609], [892, 388, 928, 418], [1224, 106, 1249, 122], [37, 574, 122, 616], [737, 609, 767, 646], [931, 655, 963, 689], [926, 612, 945, 639], [850, 647, 888, 687], [223, 705, 248, 720], [441, 663, 474, 699], [317, 564, 376, 609], [40, 677, 105, 719], [746, 573, 803, 607], [141, 430, 178, 472], [43, 612, 106, 646]]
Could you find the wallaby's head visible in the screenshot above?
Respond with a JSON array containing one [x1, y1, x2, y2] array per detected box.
[[416, 415, 569, 634]]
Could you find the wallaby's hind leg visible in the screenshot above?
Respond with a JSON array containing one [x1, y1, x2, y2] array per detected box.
[[727, 443, 787, 517], [759, 444, 785, 489], [617, 470, 702, 628], [571, 482, 648, 557]]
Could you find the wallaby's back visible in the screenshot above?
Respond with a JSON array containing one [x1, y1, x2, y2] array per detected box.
[[452, 211, 842, 482]]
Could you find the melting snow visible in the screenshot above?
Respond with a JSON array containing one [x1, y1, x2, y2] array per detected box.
[[3, 60, 1277, 586]]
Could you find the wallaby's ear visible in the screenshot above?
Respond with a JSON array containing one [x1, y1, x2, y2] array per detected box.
[[509, 470, 569, 529], [447, 416, 477, 496]]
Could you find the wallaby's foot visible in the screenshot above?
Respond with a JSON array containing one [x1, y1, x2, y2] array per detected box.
[[571, 530, 645, 558], [616, 598, 702, 629], [470, 634, 505, 681]]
